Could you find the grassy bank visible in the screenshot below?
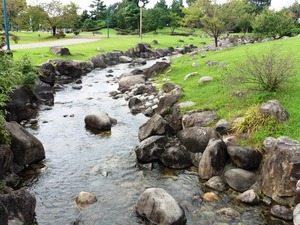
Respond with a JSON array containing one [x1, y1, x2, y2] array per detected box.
[[159, 36, 300, 145]]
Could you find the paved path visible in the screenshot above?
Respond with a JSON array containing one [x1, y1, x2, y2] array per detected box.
[[4, 36, 100, 50]]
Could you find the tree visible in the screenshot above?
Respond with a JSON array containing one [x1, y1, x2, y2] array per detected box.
[[17, 6, 48, 31], [252, 9, 295, 39], [39, 0, 80, 36], [155, 0, 168, 11], [170, 0, 184, 18], [143, 8, 167, 32], [169, 12, 182, 33], [247, 0, 271, 13], [0, 0, 27, 30], [89, 0, 106, 21]]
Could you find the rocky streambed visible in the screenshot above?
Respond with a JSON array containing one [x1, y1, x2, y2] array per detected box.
[[1, 40, 299, 224]]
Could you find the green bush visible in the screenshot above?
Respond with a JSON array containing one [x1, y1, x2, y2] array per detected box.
[[74, 31, 80, 35], [11, 35, 20, 44], [231, 48, 296, 92], [290, 28, 300, 34]]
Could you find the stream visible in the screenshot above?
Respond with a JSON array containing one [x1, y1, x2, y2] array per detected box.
[[23, 60, 285, 225]]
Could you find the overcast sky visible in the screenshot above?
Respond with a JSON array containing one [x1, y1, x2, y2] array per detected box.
[[27, 0, 297, 11]]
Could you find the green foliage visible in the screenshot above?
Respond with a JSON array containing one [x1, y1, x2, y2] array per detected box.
[[0, 113, 10, 146], [252, 9, 295, 38], [11, 35, 20, 44], [232, 104, 282, 145], [0, 55, 38, 144], [232, 48, 296, 91], [74, 31, 80, 35], [290, 28, 300, 34]]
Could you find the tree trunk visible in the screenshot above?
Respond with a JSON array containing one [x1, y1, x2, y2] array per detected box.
[[52, 26, 56, 36], [214, 36, 218, 47]]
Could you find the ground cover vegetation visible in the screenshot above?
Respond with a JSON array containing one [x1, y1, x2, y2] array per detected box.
[[1, 0, 300, 146]]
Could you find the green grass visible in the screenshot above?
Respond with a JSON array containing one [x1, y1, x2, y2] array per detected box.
[[11, 29, 211, 65], [157, 36, 300, 145]]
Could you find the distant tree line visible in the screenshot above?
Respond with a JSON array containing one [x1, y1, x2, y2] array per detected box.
[[1, 0, 299, 43]]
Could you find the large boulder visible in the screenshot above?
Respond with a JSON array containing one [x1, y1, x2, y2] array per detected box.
[[135, 135, 167, 162], [138, 114, 168, 141], [223, 168, 256, 192], [51, 59, 84, 78], [0, 189, 36, 225], [227, 145, 262, 170], [259, 99, 289, 121], [182, 109, 217, 129], [84, 112, 117, 131], [160, 145, 192, 169], [0, 202, 8, 225], [177, 127, 221, 153], [5, 121, 45, 166], [39, 62, 56, 86], [50, 46, 71, 56], [155, 95, 182, 117], [136, 188, 186, 225], [118, 75, 146, 92], [142, 61, 171, 78], [89, 54, 107, 69], [261, 136, 300, 206], [5, 86, 36, 122], [34, 80, 55, 106], [0, 145, 13, 179], [75, 191, 97, 208], [198, 139, 228, 180]]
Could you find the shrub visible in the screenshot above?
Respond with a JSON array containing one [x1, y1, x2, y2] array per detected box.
[[0, 55, 39, 144], [74, 31, 80, 35], [11, 35, 20, 44], [232, 48, 296, 92]]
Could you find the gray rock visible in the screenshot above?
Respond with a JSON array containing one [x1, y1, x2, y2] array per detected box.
[[119, 56, 133, 63], [215, 119, 231, 135], [84, 112, 117, 131], [142, 61, 171, 78], [72, 84, 82, 90], [75, 191, 97, 208], [190, 152, 202, 167], [162, 83, 178, 93], [216, 207, 240, 221], [138, 114, 168, 141], [135, 136, 167, 162], [261, 136, 300, 206], [118, 75, 146, 92], [0, 201, 8, 225], [0, 145, 13, 178], [223, 168, 256, 192], [136, 188, 186, 225], [205, 176, 227, 192], [184, 72, 199, 81], [262, 137, 277, 152], [260, 99, 289, 121], [177, 127, 220, 153], [5, 121, 45, 166], [227, 145, 262, 170], [271, 205, 293, 221], [198, 76, 213, 83], [293, 204, 300, 225], [192, 62, 199, 68], [182, 110, 217, 129], [155, 95, 182, 117], [0, 189, 36, 225], [237, 189, 260, 205], [89, 54, 107, 68], [50, 46, 71, 55], [199, 139, 228, 180], [160, 145, 192, 169]]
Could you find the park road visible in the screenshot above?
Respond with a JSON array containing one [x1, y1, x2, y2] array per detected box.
[[3, 35, 100, 50]]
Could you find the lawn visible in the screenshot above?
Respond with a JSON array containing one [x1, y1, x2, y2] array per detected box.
[[157, 36, 300, 144]]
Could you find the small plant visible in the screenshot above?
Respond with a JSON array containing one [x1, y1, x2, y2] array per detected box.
[[11, 35, 20, 44], [232, 105, 282, 145], [0, 113, 10, 145], [74, 31, 80, 35], [232, 48, 296, 92]]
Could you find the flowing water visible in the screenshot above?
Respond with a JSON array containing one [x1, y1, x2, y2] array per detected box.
[[23, 61, 288, 225]]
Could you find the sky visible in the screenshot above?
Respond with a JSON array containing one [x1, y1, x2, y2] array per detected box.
[[27, 0, 297, 12]]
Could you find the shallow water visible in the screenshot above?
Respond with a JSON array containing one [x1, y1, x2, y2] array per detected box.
[[24, 61, 289, 225]]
